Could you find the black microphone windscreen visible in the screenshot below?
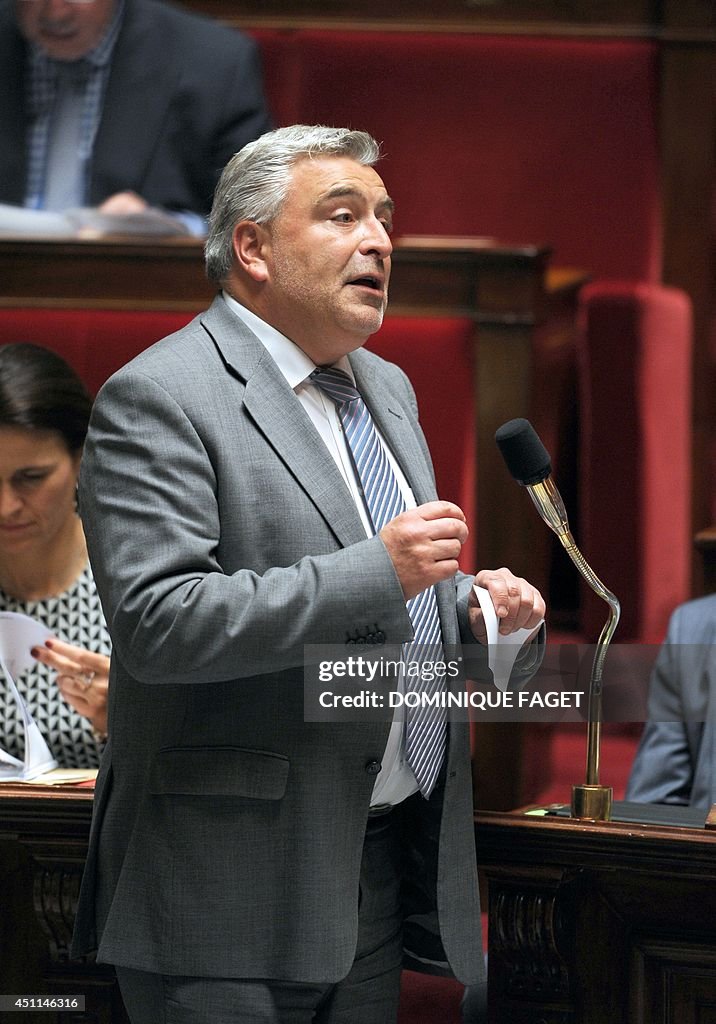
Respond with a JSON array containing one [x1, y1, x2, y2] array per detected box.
[[495, 418, 552, 485]]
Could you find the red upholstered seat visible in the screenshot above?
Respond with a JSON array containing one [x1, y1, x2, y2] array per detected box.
[[577, 282, 693, 642], [253, 29, 661, 282], [247, 29, 306, 128], [0, 308, 195, 395]]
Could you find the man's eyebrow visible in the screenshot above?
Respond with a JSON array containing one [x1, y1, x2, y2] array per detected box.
[[317, 185, 395, 215]]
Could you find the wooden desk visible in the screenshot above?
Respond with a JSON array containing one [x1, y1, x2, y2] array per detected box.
[[0, 234, 586, 594], [475, 808, 716, 1024], [0, 784, 126, 1024], [5, 787, 716, 1024]]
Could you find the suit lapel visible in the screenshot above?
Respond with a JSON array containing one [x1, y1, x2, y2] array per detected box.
[[199, 301, 458, 641], [199, 299, 369, 550]]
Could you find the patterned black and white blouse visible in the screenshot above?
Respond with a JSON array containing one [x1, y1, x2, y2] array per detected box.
[[0, 564, 111, 769]]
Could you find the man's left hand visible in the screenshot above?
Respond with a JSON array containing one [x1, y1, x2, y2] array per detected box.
[[468, 567, 545, 644]]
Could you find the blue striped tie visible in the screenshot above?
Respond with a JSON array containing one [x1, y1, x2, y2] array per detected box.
[[311, 366, 446, 797]]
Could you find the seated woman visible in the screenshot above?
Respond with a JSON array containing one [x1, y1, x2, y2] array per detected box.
[[0, 342, 110, 768]]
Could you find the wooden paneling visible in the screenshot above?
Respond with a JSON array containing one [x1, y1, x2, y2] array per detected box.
[[662, 0, 716, 33], [633, 939, 716, 1024], [186, 0, 716, 37], [0, 786, 127, 1024], [476, 808, 716, 1024], [695, 527, 716, 594], [189, 0, 664, 35]]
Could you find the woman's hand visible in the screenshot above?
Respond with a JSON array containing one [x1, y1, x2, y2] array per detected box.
[[32, 638, 110, 738]]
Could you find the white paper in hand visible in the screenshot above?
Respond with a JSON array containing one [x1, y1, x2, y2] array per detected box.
[[0, 612, 58, 781], [473, 585, 543, 692]]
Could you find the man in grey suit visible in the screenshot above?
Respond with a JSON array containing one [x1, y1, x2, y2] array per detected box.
[[72, 125, 545, 1023], [626, 594, 716, 811]]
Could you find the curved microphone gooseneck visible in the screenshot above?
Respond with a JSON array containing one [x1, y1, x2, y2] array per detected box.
[[495, 418, 620, 820]]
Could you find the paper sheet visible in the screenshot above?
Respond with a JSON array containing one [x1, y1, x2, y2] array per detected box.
[[0, 767, 98, 787], [0, 612, 58, 781], [473, 585, 544, 691]]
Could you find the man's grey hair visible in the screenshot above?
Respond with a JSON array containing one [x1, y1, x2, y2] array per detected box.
[[204, 125, 382, 285]]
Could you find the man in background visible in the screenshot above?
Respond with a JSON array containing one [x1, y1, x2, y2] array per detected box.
[[0, 0, 272, 233], [627, 594, 716, 810]]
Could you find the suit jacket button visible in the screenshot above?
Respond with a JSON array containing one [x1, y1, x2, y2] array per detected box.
[[365, 760, 382, 775]]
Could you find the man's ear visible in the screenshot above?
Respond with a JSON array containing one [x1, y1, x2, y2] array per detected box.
[[231, 220, 270, 282]]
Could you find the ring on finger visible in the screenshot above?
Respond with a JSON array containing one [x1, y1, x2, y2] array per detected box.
[[79, 671, 96, 691]]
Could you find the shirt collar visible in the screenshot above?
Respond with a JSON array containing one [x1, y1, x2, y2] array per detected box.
[[221, 292, 354, 390]]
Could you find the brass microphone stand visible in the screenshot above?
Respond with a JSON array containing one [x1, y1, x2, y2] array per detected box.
[[526, 477, 620, 820]]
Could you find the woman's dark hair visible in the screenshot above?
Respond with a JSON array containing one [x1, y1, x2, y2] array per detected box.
[[0, 343, 93, 453]]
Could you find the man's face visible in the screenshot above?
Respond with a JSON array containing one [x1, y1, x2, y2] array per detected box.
[[16, 0, 117, 61], [258, 156, 394, 364]]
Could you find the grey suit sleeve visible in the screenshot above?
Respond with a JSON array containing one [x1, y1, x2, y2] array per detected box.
[[626, 611, 695, 805], [79, 368, 413, 686]]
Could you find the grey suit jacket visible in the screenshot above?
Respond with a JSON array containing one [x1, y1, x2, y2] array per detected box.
[[0, 0, 272, 215], [71, 296, 485, 985], [626, 595, 716, 811]]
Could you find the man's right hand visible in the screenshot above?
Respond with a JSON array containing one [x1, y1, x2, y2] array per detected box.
[[379, 500, 468, 599]]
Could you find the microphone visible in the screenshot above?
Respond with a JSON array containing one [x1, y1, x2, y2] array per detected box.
[[494, 416, 551, 484], [495, 417, 620, 821], [495, 418, 569, 539]]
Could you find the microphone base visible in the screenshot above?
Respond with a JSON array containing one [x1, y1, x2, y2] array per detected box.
[[571, 784, 613, 821]]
